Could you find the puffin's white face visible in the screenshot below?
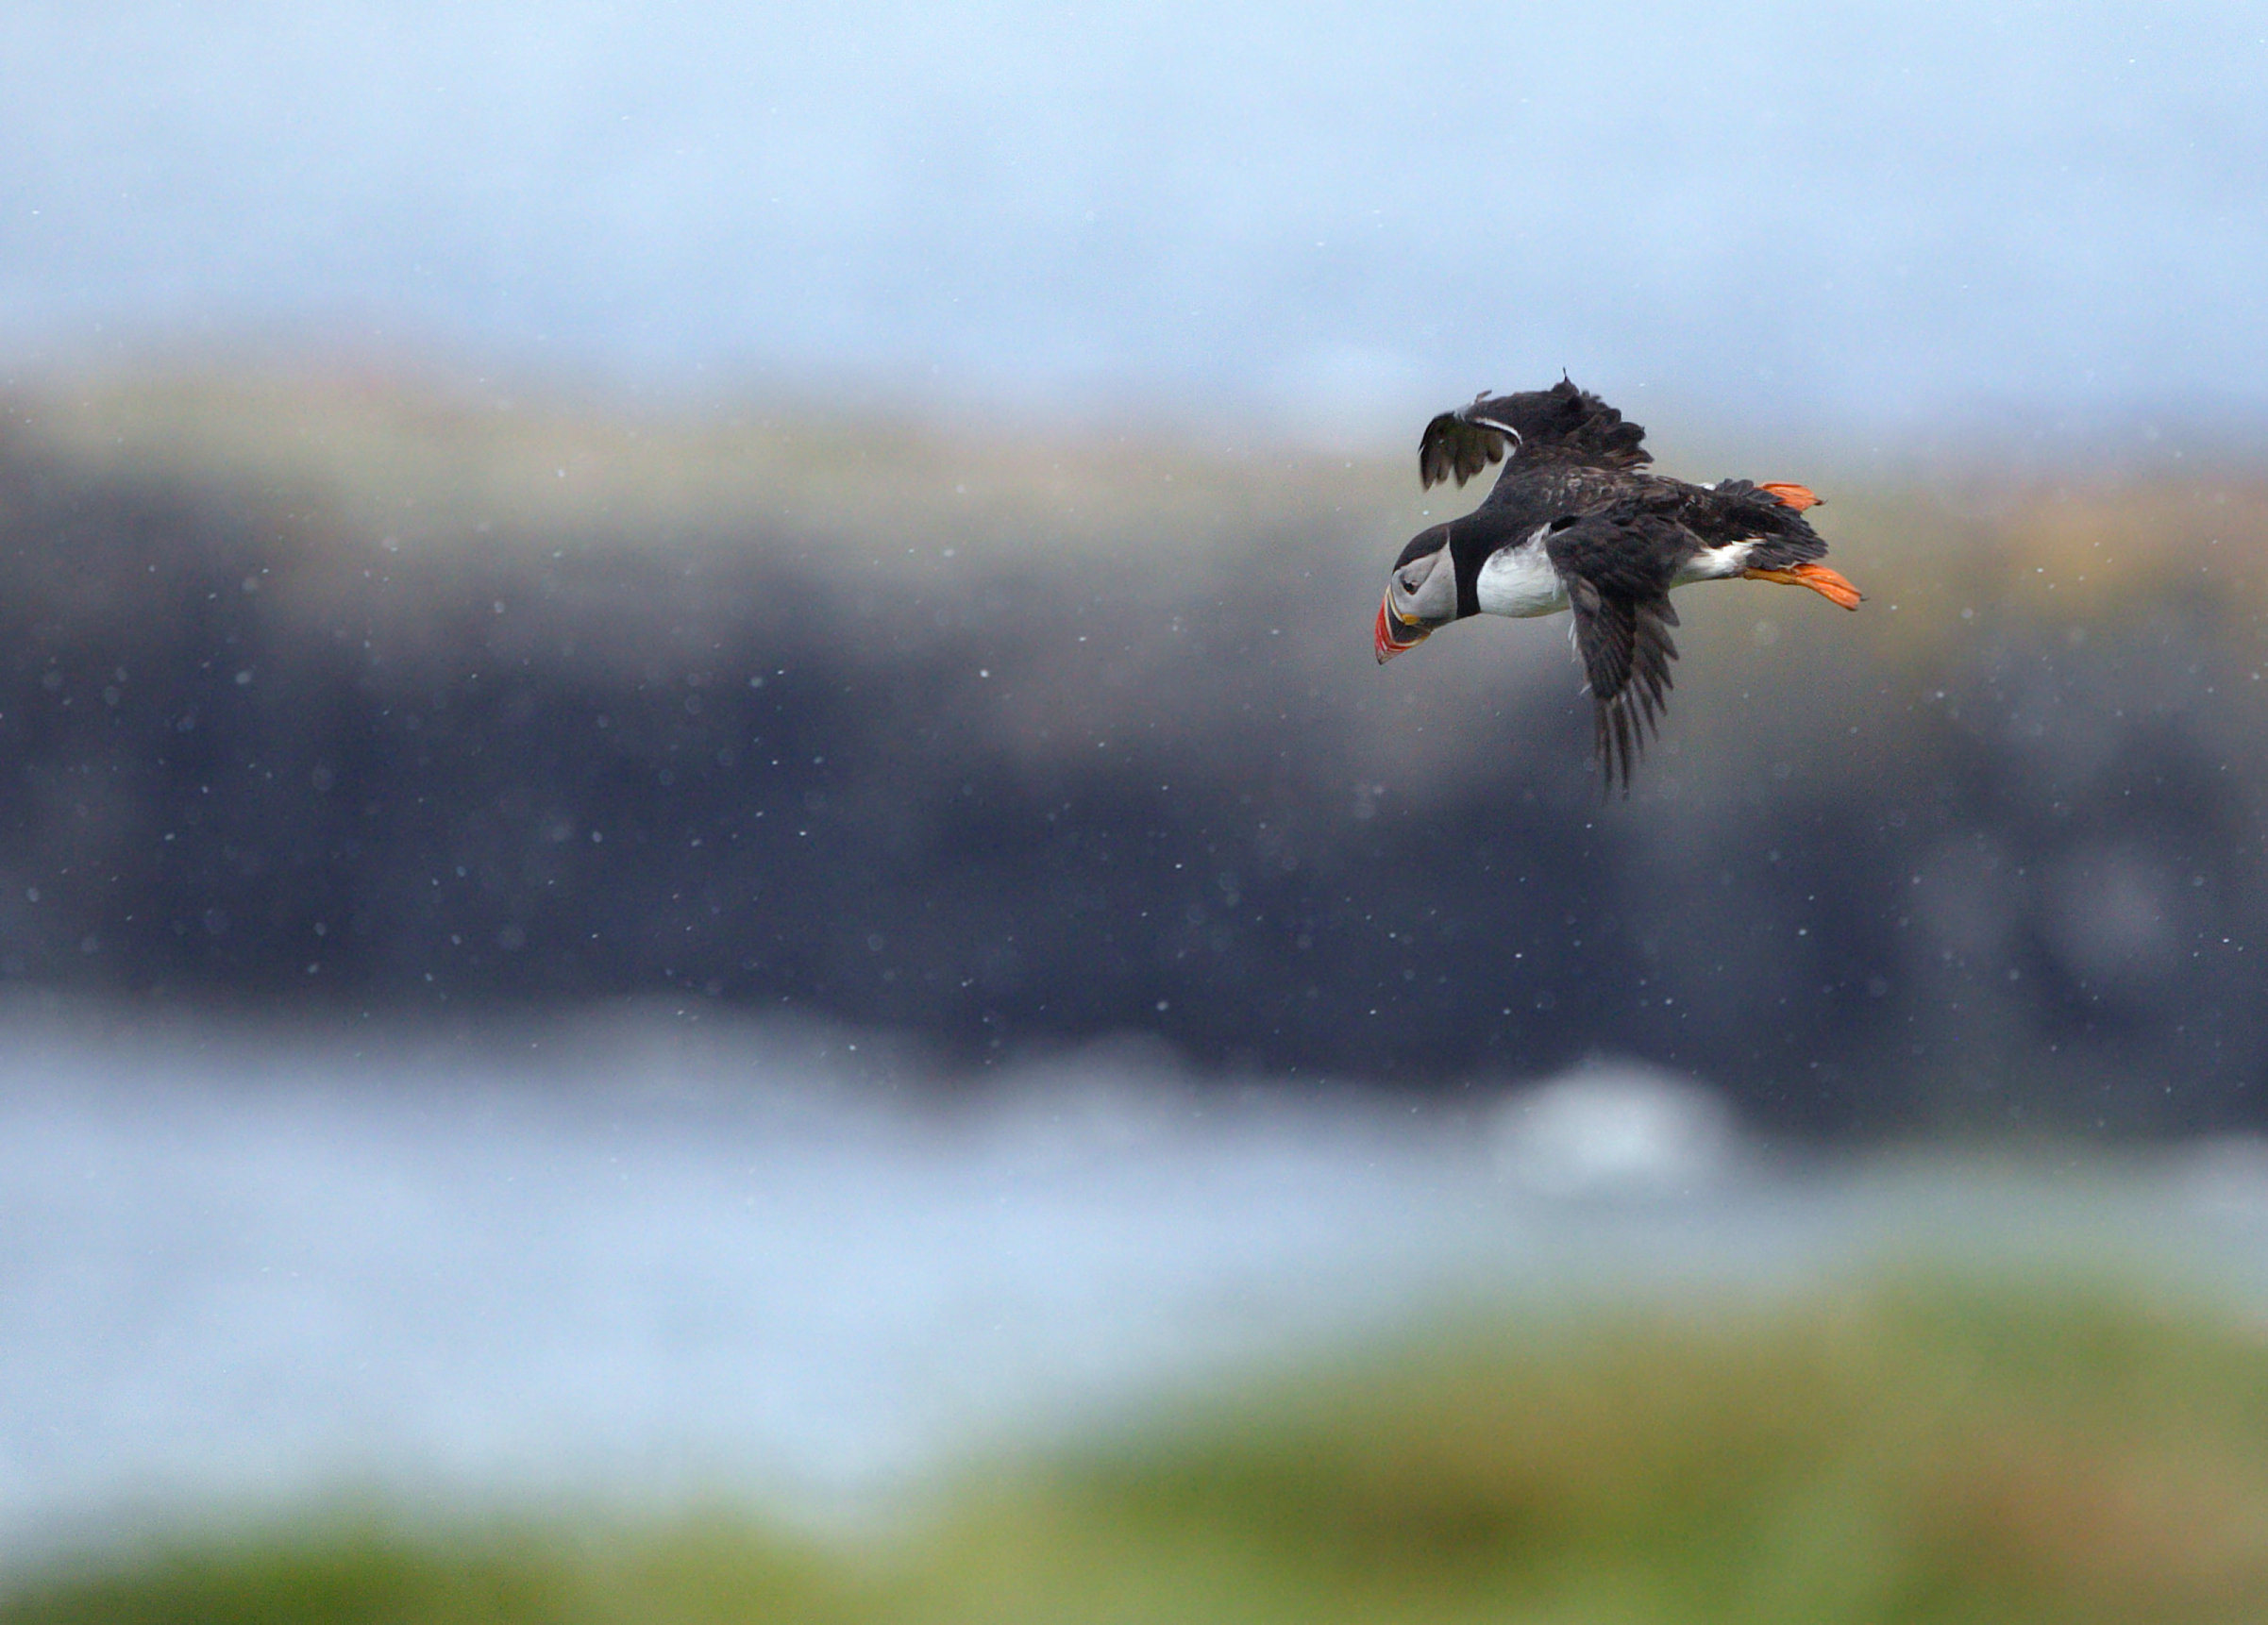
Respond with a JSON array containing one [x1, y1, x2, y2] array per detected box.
[[1374, 528, 1456, 662]]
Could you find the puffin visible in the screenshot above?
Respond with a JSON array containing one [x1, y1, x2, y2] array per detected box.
[[1373, 378, 1860, 791]]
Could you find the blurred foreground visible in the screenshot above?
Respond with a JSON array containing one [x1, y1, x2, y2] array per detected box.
[[14, 1282, 2268, 1625], [5, 364, 2268, 1133], [7, 1004, 2268, 1621], [0, 1001, 2259, 1613]]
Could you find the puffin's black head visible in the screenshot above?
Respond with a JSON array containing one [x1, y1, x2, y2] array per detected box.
[[1374, 521, 1460, 662]]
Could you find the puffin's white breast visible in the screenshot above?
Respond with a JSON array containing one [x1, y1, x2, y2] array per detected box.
[[1474, 535, 1570, 618], [1477, 533, 1769, 618]]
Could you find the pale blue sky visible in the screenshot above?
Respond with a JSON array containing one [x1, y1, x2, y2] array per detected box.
[[3, 1, 2262, 442]]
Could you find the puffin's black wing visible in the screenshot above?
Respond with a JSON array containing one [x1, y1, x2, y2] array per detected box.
[[1544, 501, 1689, 795], [1418, 393, 1521, 490], [1421, 383, 1655, 497]]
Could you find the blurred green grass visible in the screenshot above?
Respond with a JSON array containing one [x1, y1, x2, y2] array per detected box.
[[11, 1271, 2268, 1624]]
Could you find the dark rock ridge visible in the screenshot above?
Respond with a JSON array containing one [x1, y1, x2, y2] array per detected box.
[[2, 411, 2263, 1137]]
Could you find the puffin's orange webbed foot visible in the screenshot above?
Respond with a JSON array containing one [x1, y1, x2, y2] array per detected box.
[[1758, 481, 1822, 511], [1743, 561, 1862, 610]]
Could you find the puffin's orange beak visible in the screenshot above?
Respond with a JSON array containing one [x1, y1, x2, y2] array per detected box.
[[1375, 593, 1430, 662]]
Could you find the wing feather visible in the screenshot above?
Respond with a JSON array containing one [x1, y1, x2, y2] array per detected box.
[[1547, 505, 1688, 795], [1418, 393, 1519, 489]]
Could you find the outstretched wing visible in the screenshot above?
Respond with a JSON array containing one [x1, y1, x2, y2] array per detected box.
[[1420, 382, 1654, 490], [1544, 503, 1688, 795], [1418, 393, 1522, 490]]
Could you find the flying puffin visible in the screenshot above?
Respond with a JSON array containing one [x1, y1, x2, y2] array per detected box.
[[1373, 378, 1861, 791]]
